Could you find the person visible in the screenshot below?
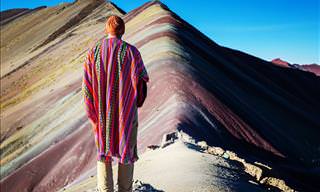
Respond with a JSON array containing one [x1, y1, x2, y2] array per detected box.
[[82, 15, 149, 192]]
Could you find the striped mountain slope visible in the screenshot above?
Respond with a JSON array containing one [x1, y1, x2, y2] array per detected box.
[[1, 1, 319, 191], [1, 0, 125, 191]]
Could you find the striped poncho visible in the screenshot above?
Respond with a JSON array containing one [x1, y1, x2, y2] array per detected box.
[[82, 36, 149, 164]]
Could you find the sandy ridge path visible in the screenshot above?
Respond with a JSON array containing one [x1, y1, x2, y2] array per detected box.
[[62, 131, 293, 192]]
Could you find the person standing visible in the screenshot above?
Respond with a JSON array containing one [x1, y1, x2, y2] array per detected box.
[[82, 15, 149, 192]]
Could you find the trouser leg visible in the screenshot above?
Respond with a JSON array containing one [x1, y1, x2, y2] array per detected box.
[[117, 163, 134, 192], [97, 160, 114, 192]]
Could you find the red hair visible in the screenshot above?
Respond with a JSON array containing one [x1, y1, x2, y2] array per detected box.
[[105, 15, 125, 37]]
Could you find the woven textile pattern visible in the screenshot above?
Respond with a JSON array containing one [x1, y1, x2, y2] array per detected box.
[[82, 36, 149, 164]]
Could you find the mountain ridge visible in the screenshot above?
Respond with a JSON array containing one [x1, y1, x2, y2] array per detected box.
[[271, 58, 320, 76]]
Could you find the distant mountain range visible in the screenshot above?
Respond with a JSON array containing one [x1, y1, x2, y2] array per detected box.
[[1, 0, 319, 192], [271, 58, 320, 76]]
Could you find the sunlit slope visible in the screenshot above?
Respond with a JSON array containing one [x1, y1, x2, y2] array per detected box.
[[1, 0, 124, 191]]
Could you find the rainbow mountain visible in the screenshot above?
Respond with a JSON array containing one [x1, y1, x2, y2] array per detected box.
[[1, 0, 320, 191]]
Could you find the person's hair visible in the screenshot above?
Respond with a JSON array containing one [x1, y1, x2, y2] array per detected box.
[[105, 15, 125, 37]]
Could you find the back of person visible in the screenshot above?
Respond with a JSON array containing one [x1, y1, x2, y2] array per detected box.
[[82, 15, 149, 192]]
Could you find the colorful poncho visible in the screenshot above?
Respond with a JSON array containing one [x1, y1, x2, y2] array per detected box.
[[82, 36, 149, 164]]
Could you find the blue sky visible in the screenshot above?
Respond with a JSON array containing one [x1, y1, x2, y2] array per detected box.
[[1, 0, 319, 64]]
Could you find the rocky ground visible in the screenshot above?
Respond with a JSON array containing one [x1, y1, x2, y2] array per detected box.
[[61, 131, 294, 192]]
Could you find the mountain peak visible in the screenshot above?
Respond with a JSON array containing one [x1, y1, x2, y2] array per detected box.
[[271, 58, 290, 67], [107, 1, 126, 14]]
